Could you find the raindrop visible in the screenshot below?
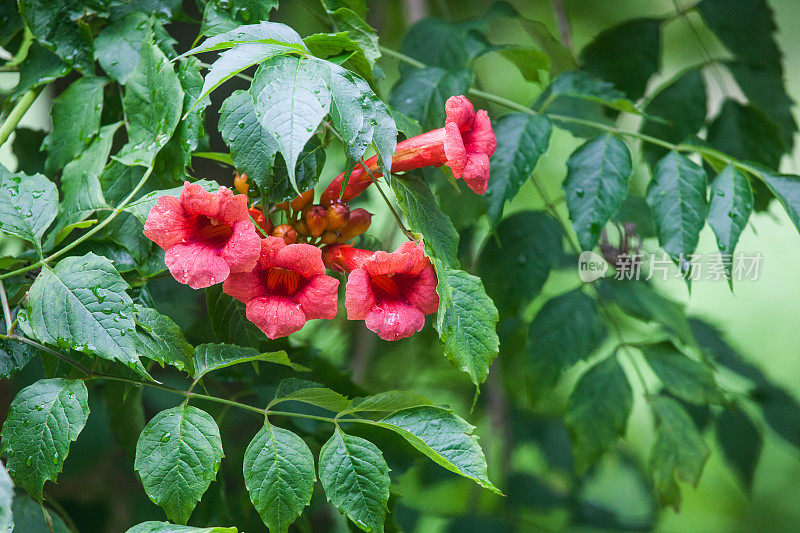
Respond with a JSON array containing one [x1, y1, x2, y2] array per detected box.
[[160, 432, 171, 443], [25, 457, 32, 467], [574, 188, 585, 198]]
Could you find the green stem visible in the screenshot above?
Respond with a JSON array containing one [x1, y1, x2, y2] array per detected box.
[[6, 27, 34, 68], [0, 280, 11, 334], [0, 87, 42, 148], [0, 165, 155, 280]]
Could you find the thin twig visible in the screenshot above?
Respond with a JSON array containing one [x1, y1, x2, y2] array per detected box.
[[0, 87, 42, 148], [551, 0, 573, 54], [0, 280, 12, 334]]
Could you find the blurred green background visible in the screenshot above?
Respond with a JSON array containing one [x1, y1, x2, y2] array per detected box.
[[3, 0, 800, 531]]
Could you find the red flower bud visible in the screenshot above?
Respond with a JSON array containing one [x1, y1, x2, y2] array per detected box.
[[272, 224, 297, 244], [234, 172, 249, 195], [295, 219, 310, 236], [337, 208, 372, 242], [320, 230, 339, 245], [326, 203, 350, 230], [305, 205, 328, 238], [290, 189, 315, 212], [248, 207, 273, 236]]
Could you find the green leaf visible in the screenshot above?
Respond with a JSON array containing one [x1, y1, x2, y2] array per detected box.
[[434, 263, 500, 385], [526, 289, 606, 391], [564, 134, 632, 250], [50, 122, 120, 244], [580, 18, 662, 100], [134, 305, 194, 373], [193, 343, 306, 379], [194, 42, 291, 109], [497, 46, 550, 84], [759, 171, 800, 236], [399, 17, 491, 72], [126, 521, 237, 533], [641, 343, 722, 405], [345, 391, 433, 414], [707, 100, 786, 171], [94, 12, 152, 84], [518, 18, 577, 76], [13, 43, 69, 97], [134, 405, 224, 524], [0, 378, 89, 500], [205, 284, 265, 347], [178, 21, 306, 58], [305, 31, 374, 84], [41, 76, 106, 174], [646, 151, 708, 266], [376, 406, 500, 493], [26, 253, 146, 375], [318, 428, 389, 533], [484, 114, 553, 227], [19, 0, 93, 70], [118, 41, 184, 166], [200, 0, 279, 38], [0, 169, 57, 254], [124, 179, 220, 224], [565, 357, 632, 474], [10, 493, 70, 533], [477, 211, 562, 316], [327, 7, 380, 66], [389, 67, 473, 131], [0, 462, 12, 532], [535, 71, 637, 120], [250, 55, 331, 193], [391, 175, 459, 269], [270, 381, 351, 412], [598, 279, 694, 344], [715, 404, 763, 490], [641, 69, 707, 166], [0, 336, 36, 379], [243, 422, 315, 532], [649, 396, 710, 509], [707, 165, 753, 271]]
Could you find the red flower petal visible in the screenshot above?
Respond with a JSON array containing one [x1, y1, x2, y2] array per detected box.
[[220, 220, 261, 273], [345, 269, 376, 320], [445, 95, 476, 133], [296, 275, 340, 320], [165, 241, 231, 289], [246, 297, 307, 339], [222, 268, 263, 303], [406, 263, 440, 314], [143, 195, 189, 250], [275, 243, 326, 278], [364, 301, 426, 341]]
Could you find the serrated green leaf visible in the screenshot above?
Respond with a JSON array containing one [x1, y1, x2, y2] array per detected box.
[[118, 41, 184, 166], [497, 46, 550, 84], [476, 211, 562, 316], [319, 428, 389, 533], [646, 151, 708, 266], [389, 67, 473, 131], [42, 76, 106, 174], [581, 18, 662, 100], [26, 253, 147, 375], [194, 343, 306, 379], [13, 43, 68, 97], [376, 406, 500, 493], [200, 0, 278, 38], [134, 405, 224, 524], [564, 134, 632, 250], [205, 284, 265, 347], [0, 462, 12, 532], [566, 357, 632, 474], [327, 7, 380, 66], [759, 171, 800, 236], [641, 68, 707, 166], [0, 378, 89, 500], [0, 322, 37, 379], [642, 342, 722, 405], [484, 114, 553, 227], [19, 0, 93, 71], [345, 391, 433, 414], [270, 383, 351, 413], [536, 70, 637, 117], [0, 169, 57, 255], [391, 175, 459, 269], [179, 21, 306, 58], [707, 165, 753, 275], [526, 289, 606, 392], [134, 305, 194, 373], [715, 404, 763, 490], [123, 179, 220, 224], [305, 31, 374, 84], [434, 263, 499, 385], [398, 17, 491, 73], [649, 396, 710, 509], [126, 521, 237, 533], [9, 493, 70, 533], [244, 422, 315, 532], [250, 55, 331, 193], [707, 100, 785, 171], [93, 12, 152, 84]]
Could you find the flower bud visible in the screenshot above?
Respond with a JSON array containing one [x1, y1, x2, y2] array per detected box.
[[320, 230, 339, 245], [248, 207, 272, 236], [275, 200, 290, 211], [272, 224, 297, 244], [295, 220, 310, 236], [326, 203, 350, 230], [337, 208, 372, 241], [305, 205, 328, 238], [234, 172, 249, 194], [290, 189, 315, 212]]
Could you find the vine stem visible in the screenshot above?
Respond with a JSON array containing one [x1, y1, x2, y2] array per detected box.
[[0, 280, 11, 334], [0, 165, 155, 280], [0, 87, 43, 148]]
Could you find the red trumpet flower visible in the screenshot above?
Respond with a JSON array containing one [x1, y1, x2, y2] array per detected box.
[[321, 95, 496, 205], [143, 182, 261, 289], [223, 237, 340, 339]]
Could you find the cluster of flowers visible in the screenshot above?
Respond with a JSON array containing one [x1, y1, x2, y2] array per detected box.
[[143, 96, 496, 341]]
